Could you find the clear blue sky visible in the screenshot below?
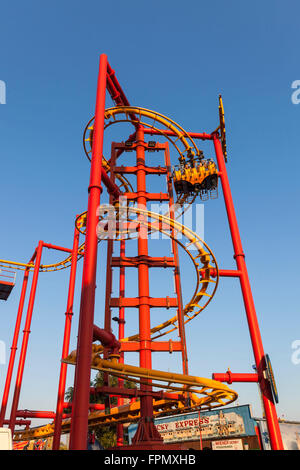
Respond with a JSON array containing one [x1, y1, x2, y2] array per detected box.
[[0, 0, 299, 431]]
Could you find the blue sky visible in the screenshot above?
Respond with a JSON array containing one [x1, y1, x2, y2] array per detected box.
[[0, 0, 299, 432]]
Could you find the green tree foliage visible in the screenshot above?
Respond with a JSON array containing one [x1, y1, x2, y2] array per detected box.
[[64, 371, 137, 449]]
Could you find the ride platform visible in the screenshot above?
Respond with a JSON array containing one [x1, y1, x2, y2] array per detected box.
[[0, 269, 16, 300]]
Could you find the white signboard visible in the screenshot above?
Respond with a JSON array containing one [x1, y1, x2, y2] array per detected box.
[[128, 405, 257, 445], [212, 439, 244, 450], [0, 428, 12, 450], [258, 420, 300, 450], [155, 410, 246, 443]]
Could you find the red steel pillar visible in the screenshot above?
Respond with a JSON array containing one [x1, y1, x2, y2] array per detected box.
[[117, 238, 125, 446], [0, 258, 34, 426], [69, 54, 107, 450], [110, 141, 189, 447], [52, 224, 80, 449], [9, 240, 43, 435], [103, 237, 114, 415], [213, 134, 283, 450], [132, 127, 162, 445], [164, 143, 189, 376], [102, 143, 118, 415]]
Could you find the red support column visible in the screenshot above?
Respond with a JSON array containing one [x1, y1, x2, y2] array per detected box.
[[0, 257, 34, 426], [213, 134, 283, 450], [164, 143, 189, 376], [102, 143, 118, 415], [104, 242, 114, 334], [108, 142, 125, 446], [9, 240, 43, 436], [131, 127, 162, 446], [103, 238, 114, 414], [136, 127, 152, 415], [117, 239, 125, 446], [255, 424, 263, 450], [52, 224, 80, 450], [69, 54, 107, 450]]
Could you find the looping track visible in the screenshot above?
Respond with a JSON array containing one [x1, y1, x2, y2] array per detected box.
[[100, 204, 219, 340], [13, 354, 237, 441], [83, 106, 202, 162], [75, 201, 218, 341], [0, 107, 199, 274], [5, 105, 238, 443], [12, 204, 224, 443]]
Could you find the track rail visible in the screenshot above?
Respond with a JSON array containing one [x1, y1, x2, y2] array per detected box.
[[13, 356, 237, 441]]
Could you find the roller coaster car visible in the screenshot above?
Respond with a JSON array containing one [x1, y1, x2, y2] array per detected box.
[[172, 159, 218, 201]]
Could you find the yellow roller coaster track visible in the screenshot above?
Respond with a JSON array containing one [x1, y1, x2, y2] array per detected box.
[[0, 106, 205, 274], [0, 200, 218, 346], [0, 107, 218, 339], [0, 204, 218, 342], [83, 106, 202, 161], [116, 205, 216, 339], [84, 106, 201, 209], [8, 205, 225, 442], [7, 106, 236, 443], [75, 203, 218, 341], [13, 356, 237, 441]]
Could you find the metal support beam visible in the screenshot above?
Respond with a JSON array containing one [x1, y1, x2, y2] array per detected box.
[[213, 133, 283, 450], [69, 54, 107, 450]]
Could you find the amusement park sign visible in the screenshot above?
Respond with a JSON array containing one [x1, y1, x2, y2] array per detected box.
[[128, 405, 257, 445]]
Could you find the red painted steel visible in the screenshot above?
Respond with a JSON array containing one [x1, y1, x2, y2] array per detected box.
[[101, 167, 121, 200], [105, 140, 188, 446], [4, 419, 31, 427], [3, 59, 283, 452], [0, 254, 34, 426], [93, 325, 121, 355], [43, 243, 72, 254], [17, 410, 59, 420], [9, 240, 43, 435], [164, 142, 189, 376], [120, 341, 183, 352], [62, 402, 105, 411], [212, 372, 259, 383], [69, 54, 107, 450], [102, 146, 118, 418], [213, 133, 283, 450], [117, 238, 125, 446], [107, 61, 131, 107], [143, 127, 212, 141], [202, 269, 242, 278], [110, 298, 178, 308], [111, 256, 175, 268], [125, 192, 169, 202], [52, 225, 80, 450], [255, 425, 263, 450], [133, 125, 160, 443], [92, 386, 182, 401], [106, 60, 139, 132], [114, 165, 167, 175], [198, 410, 203, 450]]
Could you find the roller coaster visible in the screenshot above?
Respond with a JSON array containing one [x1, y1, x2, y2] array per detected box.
[[0, 55, 284, 450]]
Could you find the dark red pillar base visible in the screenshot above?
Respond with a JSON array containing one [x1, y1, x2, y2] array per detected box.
[[131, 417, 163, 446]]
